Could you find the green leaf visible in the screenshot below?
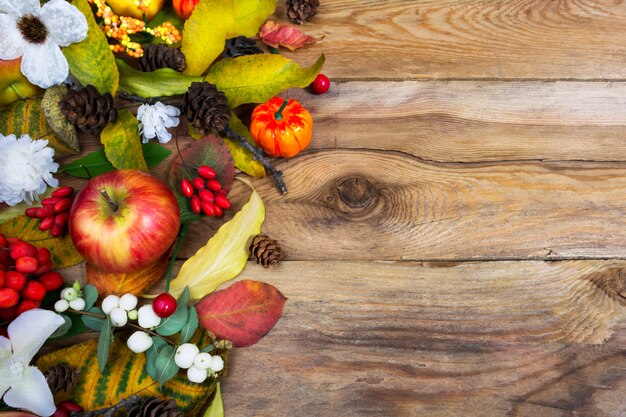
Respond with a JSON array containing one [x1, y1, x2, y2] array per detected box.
[[226, 114, 265, 178], [203, 383, 224, 417], [182, 0, 235, 76], [117, 60, 202, 98], [145, 336, 168, 381], [62, 0, 119, 95], [155, 345, 179, 387], [100, 109, 148, 171], [229, 0, 276, 37], [60, 143, 171, 178], [170, 178, 265, 300], [97, 317, 113, 372], [83, 284, 99, 311], [205, 54, 325, 108], [50, 315, 73, 339], [41, 85, 79, 154], [156, 287, 190, 336], [180, 306, 199, 344], [82, 307, 106, 331]]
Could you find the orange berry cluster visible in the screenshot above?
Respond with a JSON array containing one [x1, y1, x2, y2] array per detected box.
[[89, 0, 182, 58]]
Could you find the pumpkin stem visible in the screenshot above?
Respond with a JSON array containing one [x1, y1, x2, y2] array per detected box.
[[274, 98, 289, 121]]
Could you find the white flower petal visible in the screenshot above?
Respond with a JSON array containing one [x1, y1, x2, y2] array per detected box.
[[8, 309, 65, 363], [0, 337, 11, 397], [3, 366, 57, 416], [0, 0, 39, 16], [39, 0, 88, 47], [20, 41, 68, 88], [0, 13, 25, 60]]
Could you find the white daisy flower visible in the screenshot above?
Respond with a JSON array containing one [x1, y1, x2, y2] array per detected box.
[[0, 0, 88, 88], [137, 101, 181, 144], [0, 134, 59, 206]]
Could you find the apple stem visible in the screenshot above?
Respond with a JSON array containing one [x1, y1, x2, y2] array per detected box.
[[99, 189, 119, 212]]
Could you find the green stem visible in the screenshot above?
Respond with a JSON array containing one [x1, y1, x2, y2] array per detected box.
[[274, 98, 289, 121], [165, 224, 189, 293]]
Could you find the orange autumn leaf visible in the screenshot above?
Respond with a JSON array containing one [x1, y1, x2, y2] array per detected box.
[[258, 20, 320, 51]]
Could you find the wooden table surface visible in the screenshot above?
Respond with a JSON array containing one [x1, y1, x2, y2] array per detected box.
[[63, 1, 626, 416]]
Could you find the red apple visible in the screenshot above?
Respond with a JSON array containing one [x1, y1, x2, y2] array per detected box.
[[0, 58, 41, 108], [173, 0, 199, 19], [69, 170, 180, 273]]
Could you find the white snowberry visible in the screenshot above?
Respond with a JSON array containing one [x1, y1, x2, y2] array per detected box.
[[54, 299, 69, 313], [127, 331, 153, 353], [119, 294, 138, 311], [109, 307, 128, 327], [101, 295, 120, 315], [69, 297, 86, 311], [210, 355, 224, 372], [187, 366, 208, 383], [60, 287, 78, 302], [193, 352, 212, 370], [137, 305, 161, 329], [175, 343, 199, 369]]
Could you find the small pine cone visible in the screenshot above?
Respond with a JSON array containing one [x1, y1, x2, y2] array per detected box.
[[182, 82, 230, 135], [224, 36, 263, 58], [60, 85, 117, 135], [286, 0, 320, 24], [127, 397, 184, 417], [44, 363, 80, 394], [249, 234, 282, 268], [139, 44, 187, 72]]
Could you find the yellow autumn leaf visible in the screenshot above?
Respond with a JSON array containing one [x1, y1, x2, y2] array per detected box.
[[203, 383, 224, 417], [170, 178, 265, 300], [225, 114, 265, 178]]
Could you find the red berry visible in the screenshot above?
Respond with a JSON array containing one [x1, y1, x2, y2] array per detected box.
[[52, 186, 74, 198], [16, 256, 39, 274], [37, 247, 51, 265], [0, 234, 6, 248], [213, 204, 223, 217], [59, 401, 84, 413], [42, 197, 61, 207], [190, 195, 202, 214], [53, 197, 72, 213], [309, 73, 330, 95], [214, 194, 231, 209], [201, 201, 215, 217], [34, 262, 52, 276], [0, 288, 19, 308], [51, 224, 66, 238], [206, 179, 222, 192], [52, 407, 69, 417], [55, 212, 69, 227], [152, 293, 177, 318], [0, 306, 16, 322], [5, 271, 26, 291], [39, 215, 55, 231], [181, 178, 194, 198], [198, 189, 214, 203], [192, 177, 205, 191], [25, 207, 41, 218], [39, 272, 64, 291], [0, 270, 4, 287], [197, 165, 217, 180], [10, 242, 37, 260], [16, 299, 40, 315], [6, 238, 20, 248], [21, 280, 47, 301]]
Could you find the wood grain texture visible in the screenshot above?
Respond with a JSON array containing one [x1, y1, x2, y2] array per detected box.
[[276, 0, 626, 80]]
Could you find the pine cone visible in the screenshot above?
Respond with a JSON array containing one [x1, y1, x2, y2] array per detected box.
[[139, 44, 187, 72], [286, 0, 320, 24], [182, 82, 230, 135], [44, 363, 80, 394], [60, 85, 117, 135], [249, 234, 281, 268], [224, 36, 263, 58], [127, 397, 183, 417]]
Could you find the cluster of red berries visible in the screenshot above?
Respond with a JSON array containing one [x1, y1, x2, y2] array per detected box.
[[180, 165, 231, 217], [25, 186, 75, 237], [0, 234, 64, 321]]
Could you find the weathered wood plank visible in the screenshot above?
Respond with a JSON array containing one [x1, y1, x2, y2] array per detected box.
[[61, 260, 626, 417], [275, 0, 626, 80]]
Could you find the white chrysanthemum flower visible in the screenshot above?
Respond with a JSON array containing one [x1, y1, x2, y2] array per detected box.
[[0, 0, 88, 88], [0, 134, 59, 206], [137, 102, 181, 144]]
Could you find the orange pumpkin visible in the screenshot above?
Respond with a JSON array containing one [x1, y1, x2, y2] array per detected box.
[[250, 97, 313, 158]]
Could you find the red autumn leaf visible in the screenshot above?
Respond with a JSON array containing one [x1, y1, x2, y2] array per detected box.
[[195, 280, 287, 347], [258, 20, 321, 51]]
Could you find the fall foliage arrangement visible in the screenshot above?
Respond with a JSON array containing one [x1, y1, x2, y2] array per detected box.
[[0, 0, 326, 416]]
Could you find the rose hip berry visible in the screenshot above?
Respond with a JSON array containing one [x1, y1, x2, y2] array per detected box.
[[181, 179, 194, 198], [179, 165, 230, 218], [26, 187, 75, 237], [309, 73, 330, 95], [197, 165, 216, 179], [152, 293, 177, 318], [59, 401, 84, 413]]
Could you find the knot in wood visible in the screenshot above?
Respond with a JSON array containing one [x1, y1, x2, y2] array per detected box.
[[336, 177, 377, 209]]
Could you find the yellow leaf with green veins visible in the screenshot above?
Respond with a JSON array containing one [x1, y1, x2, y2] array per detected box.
[[228, 0, 277, 38], [182, 0, 235, 76], [205, 54, 325, 108], [100, 109, 148, 171], [225, 114, 265, 178]]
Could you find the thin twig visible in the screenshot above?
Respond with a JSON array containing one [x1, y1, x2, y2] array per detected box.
[[70, 395, 142, 417], [165, 224, 189, 293]]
